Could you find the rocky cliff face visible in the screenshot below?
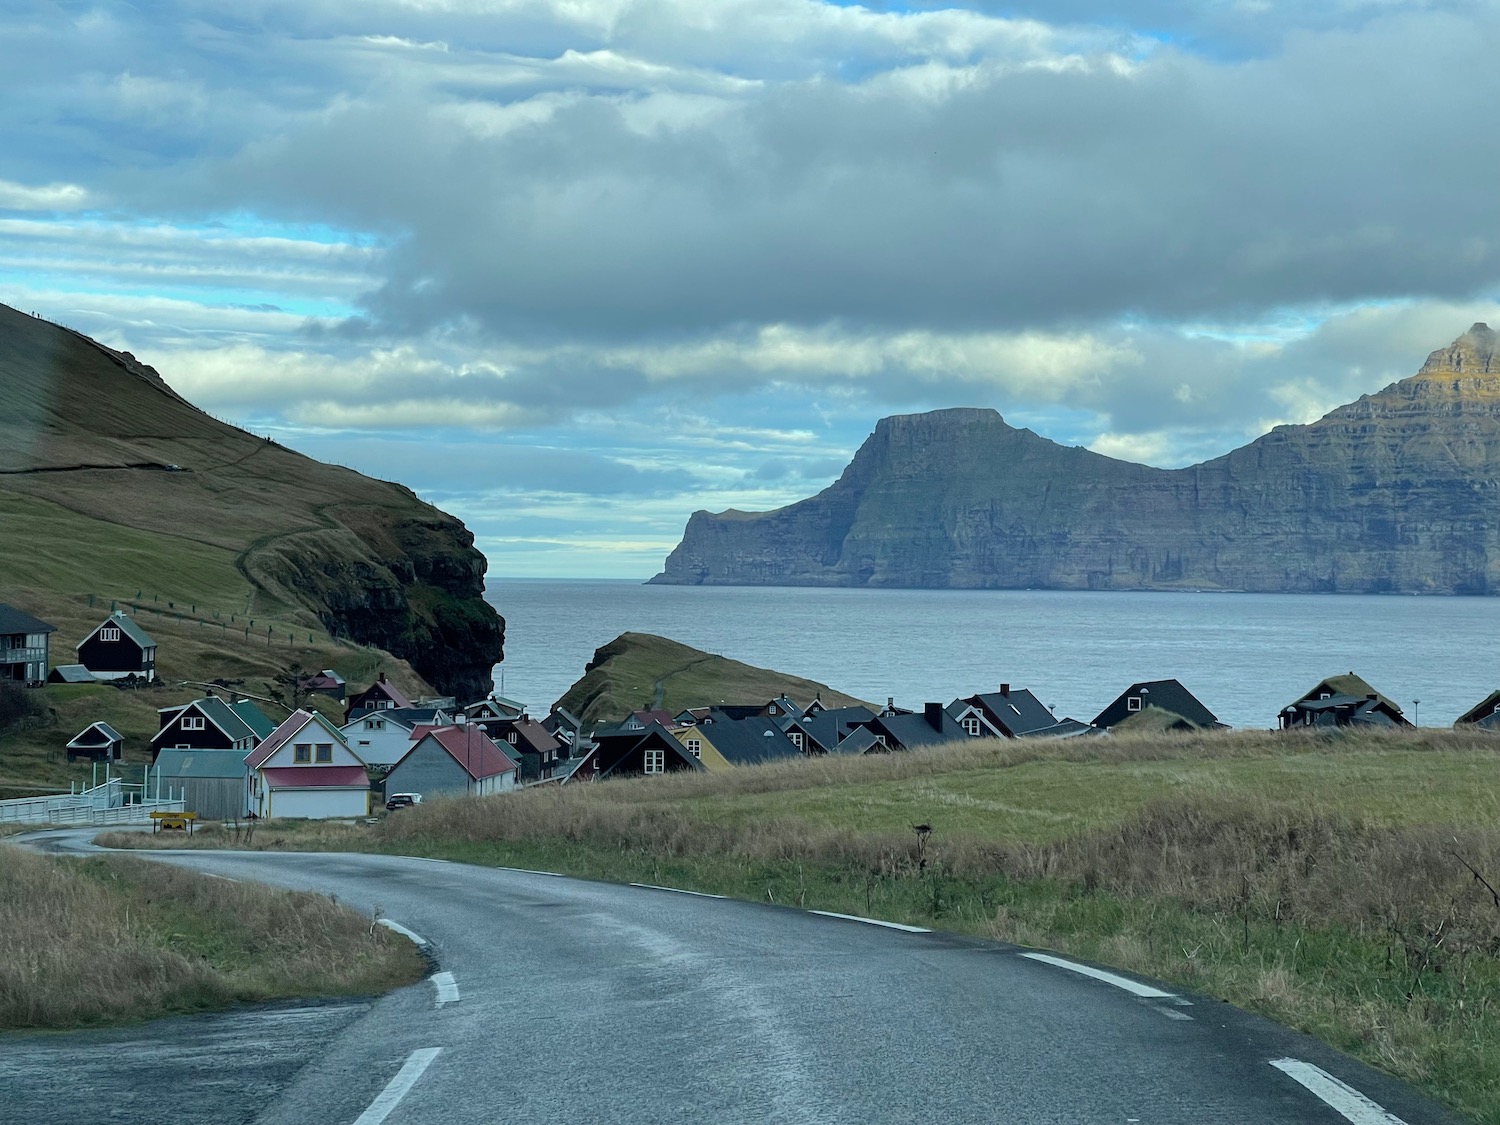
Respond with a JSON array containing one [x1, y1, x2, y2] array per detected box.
[[653, 325, 1500, 594]]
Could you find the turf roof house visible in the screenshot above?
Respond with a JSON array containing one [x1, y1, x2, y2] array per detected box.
[[76, 610, 157, 682], [672, 711, 802, 769], [339, 705, 453, 769], [1454, 690, 1500, 730], [151, 694, 276, 763], [384, 722, 518, 798], [1278, 674, 1411, 729], [1091, 680, 1228, 732], [246, 709, 371, 819], [0, 603, 54, 686]]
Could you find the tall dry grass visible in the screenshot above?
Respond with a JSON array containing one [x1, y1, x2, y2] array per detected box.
[[0, 847, 425, 1029]]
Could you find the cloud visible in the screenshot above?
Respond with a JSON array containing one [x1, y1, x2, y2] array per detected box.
[[0, 179, 90, 212]]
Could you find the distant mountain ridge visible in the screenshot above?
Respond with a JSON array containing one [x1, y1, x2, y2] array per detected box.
[[653, 325, 1500, 594], [0, 303, 503, 698]]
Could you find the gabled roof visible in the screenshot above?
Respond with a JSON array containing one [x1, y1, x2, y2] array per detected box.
[[867, 708, 971, 750], [402, 725, 516, 782], [154, 695, 263, 747], [962, 689, 1057, 737], [350, 677, 413, 710], [228, 699, 277, 740], [154, 749, 250, 779], [47, 664, 97, 683], [260, 765, 369, 788], [503, 718, 561, 757], [66, 721, 122, 748], [1092, 680, 1225, 730], [786, 705, 876, 752], [77, 610, 155, 651], [595, 722, 705, 778], [466, 693, 526, 717], [342, 706, 448, 733], [1286, 673, 1402, 715], [699, 712, 801, 765], [246, 709, 354, 769], [0, 603, 55, 635], [626, 709, 678, 728], [1455, 689, 1500, 727], [831, 726, 882, 754]]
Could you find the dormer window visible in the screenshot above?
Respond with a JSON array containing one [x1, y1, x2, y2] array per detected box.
[[101, 627, 121, 642], [1127, 697, 1143, 712]]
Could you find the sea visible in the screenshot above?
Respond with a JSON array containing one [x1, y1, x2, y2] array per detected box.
[[484, 580, 1500, 730]]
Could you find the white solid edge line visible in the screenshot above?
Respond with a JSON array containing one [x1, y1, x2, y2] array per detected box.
[[629, 883, 726, 899], [377, 918, 428, 946], [507, 867, 566, 878], [809, 910, 932, 933], [353, 1047, 442, 1125], [431, 971, 460, 1006], [202, 872, 239, 883], [1020, 952, 1176, 999], [1270, 1059, 1409, 1125]]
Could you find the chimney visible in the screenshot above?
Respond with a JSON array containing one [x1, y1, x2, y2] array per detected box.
[[924, 702, 943, 730], [1367, 693, 1378, 701], [378, 671, 387, 684], [205, 687, 215, 698], [1000, 683, 1010, 697]]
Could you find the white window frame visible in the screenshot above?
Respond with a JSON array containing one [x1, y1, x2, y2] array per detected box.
[[1127, 697, 1143, 712], [182, 716, 205, 731], [100, 627, 121, 642], [962, 716, 981, 736], [507, 731, 518, 743], [643, 748, 665, 774], [685, 738, 701, 758], [789, 732, 803, 750]]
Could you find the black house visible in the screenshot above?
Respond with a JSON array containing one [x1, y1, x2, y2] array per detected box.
[[151, 695, 273, 762], [1092, 680, 1227, 732], [1279, 673, 1411, 729], [76, 610, 157, 682], [1455, 690, 1500, 730], [587, 722, 704, 779], [855, 703, 972, 752], [0, 603, 55, 686], [950, 685, 1062, 738], [66, 721, 123, 762]]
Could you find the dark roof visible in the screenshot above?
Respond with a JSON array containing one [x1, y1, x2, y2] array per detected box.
[[700, 712, 801, 765], [154, 695, 266, 747], [1456, 690, 1500, 727], [596, 723, 704, 779], [78, 610, 154, 651], [865, 706, 971, 751], [350, 678, 413, 711], [503, 718, 562, 757], [0, 604, 55, 635], [961, 689, 1057, 737], [1091, 680, 1224, 730], [342, 706, 448, 732], [1024, 717, 1105, 739], [786, 705, 876, 753], [154, 748, 250, 779], [47, 664, 97, 683], [66, 721, 122, 748], [831, 726, 882, 754]]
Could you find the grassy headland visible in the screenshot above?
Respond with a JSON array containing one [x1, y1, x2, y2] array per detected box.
[[558, 631, 869, 728], [0, 846, 426, 1029], [102, 726, 1500, 1120]]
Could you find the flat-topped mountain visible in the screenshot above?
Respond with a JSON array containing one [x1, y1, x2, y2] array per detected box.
[[654, 325, 1500, 593], [0, 303, 503, 697]]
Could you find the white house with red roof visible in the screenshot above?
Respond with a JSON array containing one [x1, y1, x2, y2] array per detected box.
[[383, 721, 517, 800], [245, 709, 371, 819]]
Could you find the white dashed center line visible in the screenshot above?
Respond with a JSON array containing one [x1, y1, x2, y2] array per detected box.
[[1020, 952, 1176, 999], [353, 1047, 442, 1125], [1270, 1058, 1409, 1124], [431, 971, 460, 1006]]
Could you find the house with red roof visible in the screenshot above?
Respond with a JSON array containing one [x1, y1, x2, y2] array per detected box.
[[245, 709, 371, 819], [345, 672, 414, 724], [383, 721, 518, 799]]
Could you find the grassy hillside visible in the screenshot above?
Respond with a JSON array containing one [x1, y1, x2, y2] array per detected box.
[[0, 303, 503, 698], [556, 631, 869, 726], [0, 586, 428, 791]]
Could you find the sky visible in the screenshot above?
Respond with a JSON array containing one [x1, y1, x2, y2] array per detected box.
[[4, 0, 1499, 578]]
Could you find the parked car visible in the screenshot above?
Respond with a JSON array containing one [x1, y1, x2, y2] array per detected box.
[[385, 792, 423, 811]]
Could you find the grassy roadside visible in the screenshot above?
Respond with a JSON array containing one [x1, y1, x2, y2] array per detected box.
[[100, 729, 1500, 1122], [0, 846, 427, 1030]]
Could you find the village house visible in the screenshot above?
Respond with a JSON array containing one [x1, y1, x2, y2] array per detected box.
[[47, 664, 97, 684], [853, 702, 972, 752], [573, 721, 704, 781], [1454, 690, 1500, 730], [245, 709, 371, 819], [152, 749, 250, 819], [0, 603, 54, 686], [76, 610, 157, 681], [672, 711, 801, 769], [542, 706, 583, 755], [297, 668, 347, 703], [482, 716, 564, 782], [779, 705, 877, 754], [383, 722, 518, 799], [1092, 680, 1227, 732], [949, 685, 1059, 737], [65, 721, 123, 762], [152, 694, 276, 762], [344, 672, 414, 723], [465, 693, 527, 725], [1279, 673, 1411, 729], [339, 705, 452, 769]]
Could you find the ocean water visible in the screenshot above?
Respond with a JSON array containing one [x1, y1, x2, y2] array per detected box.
[[484, 580, 1500, 730]]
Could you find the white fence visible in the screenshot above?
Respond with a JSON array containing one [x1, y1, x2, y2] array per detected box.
[[0, 776, 185, 826]]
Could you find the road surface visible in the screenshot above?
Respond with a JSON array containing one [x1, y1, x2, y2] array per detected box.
[[6, 829, 1464, 1125]]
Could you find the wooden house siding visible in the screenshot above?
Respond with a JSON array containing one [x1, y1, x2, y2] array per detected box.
[[77, 634, 155, 678]]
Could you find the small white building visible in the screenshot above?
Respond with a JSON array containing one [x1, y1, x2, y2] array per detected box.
[[245, 709, 370, 819], [338, 706, 451, 769]]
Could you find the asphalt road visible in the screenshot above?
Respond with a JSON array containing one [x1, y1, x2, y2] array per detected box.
[[7, 829, 1467, 1125]]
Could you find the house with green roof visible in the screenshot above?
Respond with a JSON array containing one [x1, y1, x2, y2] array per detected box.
[[151, 693, 277, 763], [76, 610, 157, 681]]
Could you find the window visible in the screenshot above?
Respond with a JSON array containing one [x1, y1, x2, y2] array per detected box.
[[685, 738, 701, 758], [789, 732, 803, 750], [507, 731, 517, 743], [768, 704, 778, 715], [962, 716, 981, 736], [643, 748, 665, 774], [294, 743, 311, 763], [1319, 692, 1331, 700], [315, 744, 333, 763], [1127, 696, 1142, 712], [100, 627, 121, 642], [182, 716, 205, 731]]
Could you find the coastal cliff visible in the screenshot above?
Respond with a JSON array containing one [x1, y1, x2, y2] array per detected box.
[[654, 325, 1500, 594], [0, 303, 503, 698]]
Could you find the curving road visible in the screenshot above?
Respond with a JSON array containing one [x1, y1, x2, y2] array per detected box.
[[9, 829, 1464, 1125]]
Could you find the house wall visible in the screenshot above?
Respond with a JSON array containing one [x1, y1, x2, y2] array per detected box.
[[340, 717, 418, 767], [475, 771, 515, 796], [1, 631, 50, 683], [172, 777, 247, 820], [672, 729, 730, 771], [385, 739, 474, 799], [259, 716, 364, 768], [155, 705, 238, 754], [78, 632, 154, 678], [269, 788, 368, 820]]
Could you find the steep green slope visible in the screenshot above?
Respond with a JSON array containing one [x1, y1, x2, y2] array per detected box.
[[0, 303, 502, 698], [556, 632, 868, 728]]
